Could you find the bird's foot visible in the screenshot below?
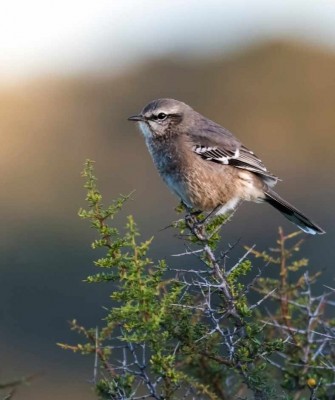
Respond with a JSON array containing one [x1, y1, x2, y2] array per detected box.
[[185, 212, 207, 241]]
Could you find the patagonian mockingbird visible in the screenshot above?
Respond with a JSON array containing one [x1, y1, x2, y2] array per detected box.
[[128, 98, 324, 235]]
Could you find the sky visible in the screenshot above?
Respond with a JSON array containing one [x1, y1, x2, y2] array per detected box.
[[1, 0, 335, 83]]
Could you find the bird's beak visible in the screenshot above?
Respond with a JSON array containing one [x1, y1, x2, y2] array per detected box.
[[128, 114, 145, 122]]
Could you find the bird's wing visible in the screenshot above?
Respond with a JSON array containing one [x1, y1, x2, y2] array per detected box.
[[188, 119, 279, 183]]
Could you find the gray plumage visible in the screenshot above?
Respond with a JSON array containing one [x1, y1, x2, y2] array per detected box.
[[128, 98, 324, 235]]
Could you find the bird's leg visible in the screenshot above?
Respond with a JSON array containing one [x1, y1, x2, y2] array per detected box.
[[189, 209, 202, 223], [185, 202, 241, 241], [185, 208, 207, 241], [185, 215, 206, 241], [201, 205, 223, 225], [185, 205, 224, 241], [184, 203, 201, 220], [186, 204, 222, 230], [205, 201, 243, 225], [191, 203, 242, 240]]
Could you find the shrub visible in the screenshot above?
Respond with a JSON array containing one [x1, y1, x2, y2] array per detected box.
[[59, 160, 335, 400]]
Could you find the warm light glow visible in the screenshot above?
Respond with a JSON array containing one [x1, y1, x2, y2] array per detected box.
[[0, 0, 335, 82]]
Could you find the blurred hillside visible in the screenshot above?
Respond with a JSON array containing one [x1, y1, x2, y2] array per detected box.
[[2, 41, 335, 224], [1, 41, 334, 399]]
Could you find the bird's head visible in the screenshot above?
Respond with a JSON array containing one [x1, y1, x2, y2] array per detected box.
[[128, 98, 193, 139]]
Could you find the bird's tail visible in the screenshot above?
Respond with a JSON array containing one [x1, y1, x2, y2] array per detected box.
[[264, 189, 325, 235]]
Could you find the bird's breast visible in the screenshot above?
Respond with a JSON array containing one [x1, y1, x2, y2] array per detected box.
[[145, 137, 192, 205], [145, 137, 181, 174]]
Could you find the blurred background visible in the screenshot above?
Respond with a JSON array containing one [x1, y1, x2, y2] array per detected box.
[[1, 1, 335, 398]]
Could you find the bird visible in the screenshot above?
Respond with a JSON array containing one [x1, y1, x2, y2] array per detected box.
[[128, 98, 325, 235]]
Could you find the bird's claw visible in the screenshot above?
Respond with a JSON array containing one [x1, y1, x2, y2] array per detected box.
[[185, 214, 207, 241]]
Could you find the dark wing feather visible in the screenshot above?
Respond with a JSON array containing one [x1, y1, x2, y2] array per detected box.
[[188, 117, 279, 184]]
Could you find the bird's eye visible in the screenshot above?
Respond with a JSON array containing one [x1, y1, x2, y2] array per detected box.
[[157, 113, 167, 120]]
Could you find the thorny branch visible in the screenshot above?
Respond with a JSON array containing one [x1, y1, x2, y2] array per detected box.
[[90, 214, 334, 399], [67, 162, 335, 400]]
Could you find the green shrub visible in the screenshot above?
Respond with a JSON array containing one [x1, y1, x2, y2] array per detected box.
[[59, 160, 335, 400]]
